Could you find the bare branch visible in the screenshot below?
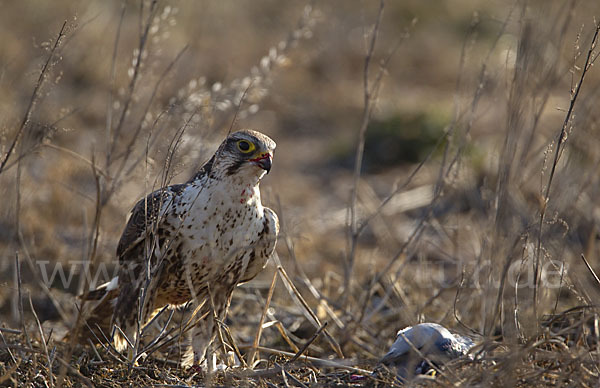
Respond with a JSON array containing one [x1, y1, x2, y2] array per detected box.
[[0, 21, 67, 175]]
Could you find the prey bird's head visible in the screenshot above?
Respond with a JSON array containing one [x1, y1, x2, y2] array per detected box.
[[208, 129, 276, 183]]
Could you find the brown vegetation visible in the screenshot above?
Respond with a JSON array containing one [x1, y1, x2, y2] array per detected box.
[[2, 0, 600, 386]]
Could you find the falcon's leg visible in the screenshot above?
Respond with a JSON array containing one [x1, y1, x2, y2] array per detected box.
[[190, 315, 215, 366], [112, 279, 160, 356], [188, 288, 234, 368], [112, 282, 140, 352]]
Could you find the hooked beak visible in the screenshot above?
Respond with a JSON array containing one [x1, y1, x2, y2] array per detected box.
[[249, 152, 272, 174]]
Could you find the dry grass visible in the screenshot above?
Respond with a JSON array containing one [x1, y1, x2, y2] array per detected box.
[[2, 0, 600, 386]]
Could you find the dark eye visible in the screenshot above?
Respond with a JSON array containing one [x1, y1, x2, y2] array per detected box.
[[237, 140, 254, 153]]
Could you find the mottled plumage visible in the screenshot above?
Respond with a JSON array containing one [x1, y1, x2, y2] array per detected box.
[[83, 130, 278, 365]]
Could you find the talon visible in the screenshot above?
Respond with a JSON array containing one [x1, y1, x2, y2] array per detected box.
[[188, 364, 204, 375]]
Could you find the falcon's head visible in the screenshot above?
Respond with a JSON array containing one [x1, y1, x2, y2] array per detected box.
[[209, 130, 276, 182]]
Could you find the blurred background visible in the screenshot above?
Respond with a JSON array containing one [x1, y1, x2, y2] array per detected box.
[[2, 0, 600, 374]]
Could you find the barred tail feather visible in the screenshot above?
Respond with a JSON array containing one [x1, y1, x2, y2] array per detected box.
[[69, 277, 120, 344]]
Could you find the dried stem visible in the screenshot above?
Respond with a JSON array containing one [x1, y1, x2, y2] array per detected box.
[[29, 295, 53, 388], [533, 20, 600, 316], [0, 22, 67, 175], [248, 270, 278, 366], [106, 0, 158, 172], [345, 0, 385, 305], [288, 321, 328, 363]]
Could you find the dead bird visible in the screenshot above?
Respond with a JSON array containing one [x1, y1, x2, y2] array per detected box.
[[375, 322, 475, 382]]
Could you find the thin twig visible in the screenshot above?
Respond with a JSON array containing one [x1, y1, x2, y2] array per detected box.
[[0, 328, 21, 335], [218, 319, 248, 368], [109, 45, 189, 198], [55, 356, 95, 388], [28, 295, 53, 388], [0, 22, 67, 175], [275, 258, 343, 358], [15, 254, 31, 349], [249, 270, 278, 366], [345, 0, 385, 303], [533, 21, 600, 314], [106, 0, 158, 171], [0, 330, 17, 365], [56, 152, 105, 387], [581, 254, 600, 286], [236, 345, 371, 375], [0, 359, 20, 385], [42, 143, 109, 178], [288, 322, 328, 363], [105, 4, 126, 167]]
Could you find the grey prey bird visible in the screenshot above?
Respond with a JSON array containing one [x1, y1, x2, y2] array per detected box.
[[377, 323, 475, 381], [80, 130, 279, 367]]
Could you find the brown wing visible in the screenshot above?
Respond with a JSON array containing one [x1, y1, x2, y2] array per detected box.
[[116, 184, 187, 260]]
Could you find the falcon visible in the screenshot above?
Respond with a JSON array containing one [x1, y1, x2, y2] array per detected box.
[[82, 130, 279, 366]]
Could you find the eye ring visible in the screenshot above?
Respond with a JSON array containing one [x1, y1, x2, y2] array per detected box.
[[237, 140, 255, 153]]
